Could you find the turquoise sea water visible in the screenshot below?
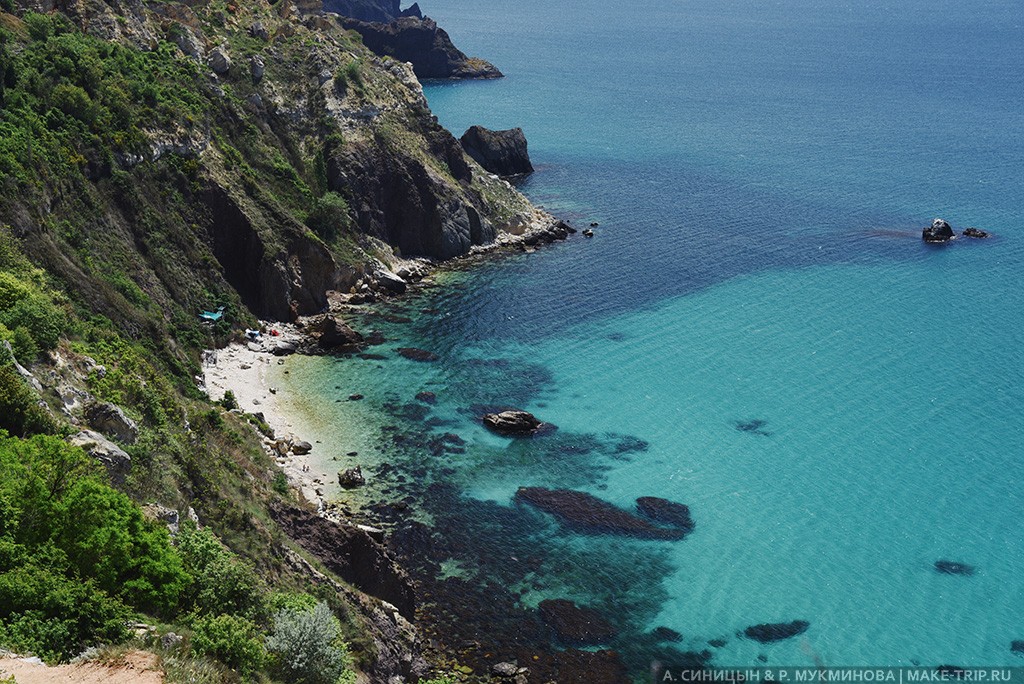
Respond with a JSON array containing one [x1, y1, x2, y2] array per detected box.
[[282, 0, 1024, 673]]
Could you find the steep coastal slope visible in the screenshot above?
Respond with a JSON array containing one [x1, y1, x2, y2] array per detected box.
[[0, 0, 556, 679]]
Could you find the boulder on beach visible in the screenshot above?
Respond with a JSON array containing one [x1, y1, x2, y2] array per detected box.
[[743, 620, 810, 643], [317, 315, 363, 348], [922, 218, 955, 243], [935, 559, 975, 576], [636, 497, 694, 534], [538, 598, 618, 645], [482, 410, 546, 436], [514, 487, 687, 540]]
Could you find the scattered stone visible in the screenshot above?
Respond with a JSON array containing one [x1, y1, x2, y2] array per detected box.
[[590, 222, 599, 227], [538, 599, 618, 645], [415, 391, 437, 404], [962, 227, 990, 239], [743, 620, 810, 643], [249, 55, 265, 83], [85, 401, 139, 444], [143, 504, 181, 534], [922, 218, 955, 243], [248, 21, 269, 40], [349, 394, 364, 401], [582, 229, 594, 237], [515, 487, 687, 540], [292, 440, 313, 455], [459, 125, 533, 176], [68, 430, 131, 484], [935, 560, 975, 576], [636, 497, 695, 534], [161, 632, 184, 649], [339, 466, 366, 488], [652, 626, 683, 642], [482, 410, 546, 436], [397, 347, 438, 362], [209, 45, 231, 74], [492, 661, 519, 677]]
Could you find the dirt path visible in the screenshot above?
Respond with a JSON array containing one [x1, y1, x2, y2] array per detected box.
[[0, 651, 163, 683]]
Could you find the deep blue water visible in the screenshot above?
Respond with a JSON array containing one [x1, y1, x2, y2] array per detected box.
[[281, 0, 1024, 674]]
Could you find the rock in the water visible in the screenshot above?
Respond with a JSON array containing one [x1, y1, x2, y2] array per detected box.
[[962, 227, 990, 239], [68, 430, 132, 483], [209, 45, 231, 74], [415, 391, 437, 404], [743, 620, 810, 643], [317, 314, 363, 348], [935, 559, 975, 576], [292, 440, 313, 455], [922, 218, 955, 243], [538, 599, 618, 645], [515, 487, 687, 540], [636, 497, 694, 534], [482, 410, 545, 436], [273, 340, 298, 356], [1011, 640, 1024, 655], [397, 347, 438, 362], [653, 626, 683, 643], [459, 125, 533, 176], [85, 401, 139, 444], [339, 466, 366, 488]]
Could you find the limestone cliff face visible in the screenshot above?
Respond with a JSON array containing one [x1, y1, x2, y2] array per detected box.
[[2, 0, 541, 330]]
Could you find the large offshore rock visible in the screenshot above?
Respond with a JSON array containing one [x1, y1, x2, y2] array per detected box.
[[482, 409, 544, 435], [922, 218, 955, 243], [460, 125, 533, 176]]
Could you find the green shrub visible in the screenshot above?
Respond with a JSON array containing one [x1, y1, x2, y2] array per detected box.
[[0, 295, 67, 352], [0, 559, 133, 662], [190, 613, 265, 677], [272, 471, 289, 496], [0, 364, 56, 437], [305, 192, 350, 242], [265, 602, 354, 684], [10, 325, 39, 362], [23, 13, 53, 42], [50, 83, 96, 123], [176, 523, 265, 619], [219, 389, 238, 410]]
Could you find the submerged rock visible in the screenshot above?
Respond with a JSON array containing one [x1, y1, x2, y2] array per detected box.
[[397, 347, 438, 362], [460, 125, 533, 176], [922, 218, 955, 243], [743, 620, 810, 643], [1011, 640, 1024, 655], [935, 559, 975, 576], [515, 487, 687, 540], [482, 410, 545, 436], [636, 497, 694, 534], [735, 418, 772, 436], [962, 227, 990, 239], [652, 626, 683, 643], [538, 599, 618, 645], [415, 391, 437, 404]]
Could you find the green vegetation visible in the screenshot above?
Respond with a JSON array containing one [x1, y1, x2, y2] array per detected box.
[[266, 602, 354, 684], [305, 192, 351, 242]]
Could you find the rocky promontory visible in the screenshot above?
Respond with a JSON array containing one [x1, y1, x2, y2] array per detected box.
[[338, 16, 502, 79]]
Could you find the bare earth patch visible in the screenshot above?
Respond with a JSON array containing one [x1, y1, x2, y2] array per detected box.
[[0, 651, 163, 684]]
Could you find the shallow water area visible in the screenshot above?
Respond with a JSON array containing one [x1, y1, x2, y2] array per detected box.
[[282, 0, 1023, 674]]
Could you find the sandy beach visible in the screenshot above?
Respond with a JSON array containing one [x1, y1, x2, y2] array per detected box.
[[201, 329, 334, 508]]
